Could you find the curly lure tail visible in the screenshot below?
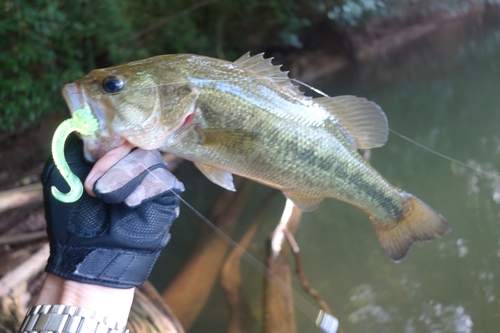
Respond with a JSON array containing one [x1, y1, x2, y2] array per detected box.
[[51, 104, 99, 202]]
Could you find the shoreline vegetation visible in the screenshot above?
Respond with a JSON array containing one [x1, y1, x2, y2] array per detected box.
[[285, 1, 500, 83], [1, 1, 499, 332], [2, 0, 499, 133]]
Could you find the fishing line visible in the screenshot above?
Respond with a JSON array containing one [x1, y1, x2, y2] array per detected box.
[[68, 74, 496, 177], [129, 154, 339, 333], [68, 74, 486, 333], [388, 129, 496, 177], [63, 98, 339, 331], [67, 75, 499, 179], [290, 78, 496, 178]]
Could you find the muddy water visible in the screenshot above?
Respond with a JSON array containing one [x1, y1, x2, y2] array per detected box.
[[151, 14, 500, 333]]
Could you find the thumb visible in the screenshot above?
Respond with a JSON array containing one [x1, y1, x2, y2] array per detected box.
[[84, 143, 135, 196]]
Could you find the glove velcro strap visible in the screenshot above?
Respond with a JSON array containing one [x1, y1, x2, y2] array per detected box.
[[46, 246, 164, 289]]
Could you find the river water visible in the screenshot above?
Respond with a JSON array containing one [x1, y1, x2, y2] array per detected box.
[[151, 12, 500, 333]]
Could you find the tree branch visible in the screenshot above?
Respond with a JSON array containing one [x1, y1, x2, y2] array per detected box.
[[128, 0, 215, 41]]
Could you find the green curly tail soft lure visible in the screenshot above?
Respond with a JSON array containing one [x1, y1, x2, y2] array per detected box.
[[51, 104, 99, 203]]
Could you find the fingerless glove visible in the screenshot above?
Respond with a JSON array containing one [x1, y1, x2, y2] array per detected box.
[[42, 136, 184, 288]]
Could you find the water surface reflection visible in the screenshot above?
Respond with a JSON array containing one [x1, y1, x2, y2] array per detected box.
[[153, 15, 500, 333], [311, 19, 500, 333]]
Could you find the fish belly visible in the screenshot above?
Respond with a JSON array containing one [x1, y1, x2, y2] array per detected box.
[[158, 69, 450, 263], [162, 104, 403, 223]]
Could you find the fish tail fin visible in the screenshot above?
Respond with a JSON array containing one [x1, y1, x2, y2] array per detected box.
[[370, 194, 451, 262]]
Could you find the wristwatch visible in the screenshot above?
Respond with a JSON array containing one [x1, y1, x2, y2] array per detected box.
[[18, 305, 129, 333]]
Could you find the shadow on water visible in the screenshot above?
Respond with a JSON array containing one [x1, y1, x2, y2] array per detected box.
[[151, 8, 500, 333]]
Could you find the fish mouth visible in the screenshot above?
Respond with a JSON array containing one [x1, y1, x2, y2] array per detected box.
[[62, 82, 125, 162], [62, 82, 86, 117]]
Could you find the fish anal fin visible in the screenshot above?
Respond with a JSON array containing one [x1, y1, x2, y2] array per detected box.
[[194, 162, 236, 192], [197, 128, 260, 147], [316, 96, 388, 149], [233, 52, 302, 95], [283, 192, 324, 212], [371, 194, 451, 262]]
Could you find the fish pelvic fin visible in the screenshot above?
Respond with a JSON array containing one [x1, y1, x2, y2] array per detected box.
[[194, 162, 236, 192], [370, 194, 451, 262], [315, 96, 388, 150]]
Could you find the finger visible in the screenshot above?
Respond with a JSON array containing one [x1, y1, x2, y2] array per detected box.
[[92, 149, 165, 201], [84, 143, 135, 196], [124, 168, 185, 207]]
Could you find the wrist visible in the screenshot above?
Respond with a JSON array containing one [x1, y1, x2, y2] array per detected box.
[[36, 273, 135, 326]]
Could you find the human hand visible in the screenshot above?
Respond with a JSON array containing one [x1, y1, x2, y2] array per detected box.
[[41, 135, 184, 289]]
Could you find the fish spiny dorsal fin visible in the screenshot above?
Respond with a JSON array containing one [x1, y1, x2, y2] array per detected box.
[[233, 52, 252, 63], [316, 96, 388, 149], [234, 52, 302, 95]]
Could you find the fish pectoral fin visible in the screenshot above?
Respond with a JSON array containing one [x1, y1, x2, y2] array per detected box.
[[283, 192, 324, 212], [315, 96, 388, 150], [371, 194, 451, 262], [197, 128, 260, 147], [194, 162, 236, 192]]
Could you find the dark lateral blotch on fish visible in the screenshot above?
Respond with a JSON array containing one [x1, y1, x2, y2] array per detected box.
[[61, 52, 451, 262]]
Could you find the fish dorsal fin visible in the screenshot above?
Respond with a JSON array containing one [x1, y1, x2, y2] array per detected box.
[[315, 95, 388, 149], [234, 52, 302, 95]]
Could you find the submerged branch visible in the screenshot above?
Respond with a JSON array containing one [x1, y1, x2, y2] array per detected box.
[[0, 231, 47, 247], [0, 244, 48, 331], [0, 243, 49, 298], [284, 229, 334, 316], [162, 179, 253, 330], [263, 199, 302, 333], [129, 282, 185, 333], [0, 183, 43, 214], [220, 190, 277, 333], [0, 242, 185, 332]]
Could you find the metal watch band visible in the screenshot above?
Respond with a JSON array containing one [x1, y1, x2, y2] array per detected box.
[[18, 304, 129, 333]]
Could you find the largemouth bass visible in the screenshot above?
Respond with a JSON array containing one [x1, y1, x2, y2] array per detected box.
[[62, 52, 451, 262]]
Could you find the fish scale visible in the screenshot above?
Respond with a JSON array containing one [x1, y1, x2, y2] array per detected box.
[[62, 52, 451, 262]]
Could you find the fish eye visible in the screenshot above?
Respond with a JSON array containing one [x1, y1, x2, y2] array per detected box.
[[102, 76, 124, 93]]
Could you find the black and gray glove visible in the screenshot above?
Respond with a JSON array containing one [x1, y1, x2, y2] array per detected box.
[[41, 135, 184, 289]]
